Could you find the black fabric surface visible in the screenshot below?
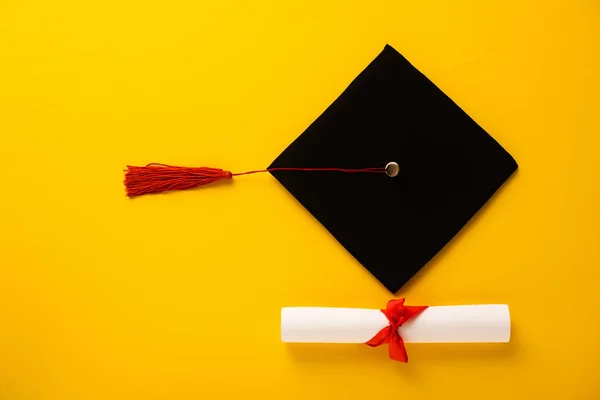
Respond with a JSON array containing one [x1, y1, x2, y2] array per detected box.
[[268, 44, 518, 293]]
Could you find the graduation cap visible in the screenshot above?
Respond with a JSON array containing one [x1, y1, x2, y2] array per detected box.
[[124, 44, 517, 293]]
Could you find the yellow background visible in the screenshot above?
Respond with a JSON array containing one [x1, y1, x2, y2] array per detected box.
[[1, 0, 599, 398]]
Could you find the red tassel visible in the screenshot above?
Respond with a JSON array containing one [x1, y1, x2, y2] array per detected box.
[[124, 163, 388, 198], [124, 163, 232, 198]]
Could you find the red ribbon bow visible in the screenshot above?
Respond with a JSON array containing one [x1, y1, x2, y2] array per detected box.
[[365, 298, 428, 363]]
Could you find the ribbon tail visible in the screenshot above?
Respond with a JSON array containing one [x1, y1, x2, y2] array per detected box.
[[388, 333, 408, 363], [365, 326, 391, 347]]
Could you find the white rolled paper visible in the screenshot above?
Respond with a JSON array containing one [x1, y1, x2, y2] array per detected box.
[[281, 305, 510, 343]]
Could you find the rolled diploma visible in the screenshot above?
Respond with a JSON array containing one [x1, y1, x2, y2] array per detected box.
[[281, 305, 510, 343]]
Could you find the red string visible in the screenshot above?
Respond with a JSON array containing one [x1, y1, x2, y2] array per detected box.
[[233, 167, 386, 176]]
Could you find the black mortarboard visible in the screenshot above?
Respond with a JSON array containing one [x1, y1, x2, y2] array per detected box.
[[267, 44, 517, 292], [124, 44, 517, 293]]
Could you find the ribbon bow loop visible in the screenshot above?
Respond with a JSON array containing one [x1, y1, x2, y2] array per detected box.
[[365, 298, 428, 363]]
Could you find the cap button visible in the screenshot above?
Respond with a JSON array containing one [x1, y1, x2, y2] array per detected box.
[[385, 162, 400, 177]]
